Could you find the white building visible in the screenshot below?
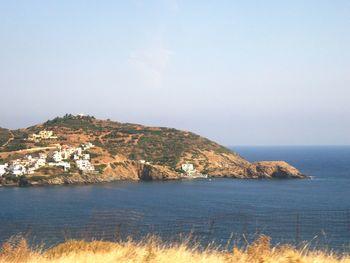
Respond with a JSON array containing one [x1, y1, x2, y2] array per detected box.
[[9, 164, 27, 176], [25, 155, 33, 161], [81, 142, 94, 151], [39, 153, 47, 160], [35, 158, 46, 168], [82, 154, 90, 160], [61, 147, 76, 160], [0, 164, 8, 177], [76, 160, 94, 172], [49, 151, 63, 162], [181, 163, 195, 173], [39, 130, 54, 139], [61, 150, 71, 160], [139, 160, 151, 165], [62, 162, 71, 171]]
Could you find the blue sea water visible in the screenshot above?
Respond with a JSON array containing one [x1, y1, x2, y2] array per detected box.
[[0, 146, 349, 250]]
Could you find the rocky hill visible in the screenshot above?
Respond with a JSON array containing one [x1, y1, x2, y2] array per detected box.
[[0, 114, 307, 186]]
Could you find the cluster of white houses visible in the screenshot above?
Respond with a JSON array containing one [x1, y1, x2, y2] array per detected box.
[[47, 142, 95, 173], [0, 139, 96, 177], [0, 153, 48, 177]]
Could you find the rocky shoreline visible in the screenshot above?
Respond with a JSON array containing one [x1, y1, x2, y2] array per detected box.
[[0, 160, 308, 187]]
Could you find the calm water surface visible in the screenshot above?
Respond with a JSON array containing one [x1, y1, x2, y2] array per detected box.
[[0, 146, 349, 250]]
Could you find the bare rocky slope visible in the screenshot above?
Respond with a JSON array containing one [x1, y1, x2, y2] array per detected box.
[[0, 115, 307, 186]]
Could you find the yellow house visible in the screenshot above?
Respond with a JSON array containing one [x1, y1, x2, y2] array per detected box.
[[28, 130, 57, 141]]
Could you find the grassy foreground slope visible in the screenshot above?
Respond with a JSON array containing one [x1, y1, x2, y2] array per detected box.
[[0, 236, 348, 263]]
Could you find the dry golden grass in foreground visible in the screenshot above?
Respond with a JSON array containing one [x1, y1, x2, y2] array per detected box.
[[0, 235, 349, 263]]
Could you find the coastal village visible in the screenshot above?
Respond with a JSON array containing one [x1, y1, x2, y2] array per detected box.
[[0, 129, 96, 178], [0, 128, 206, 180]]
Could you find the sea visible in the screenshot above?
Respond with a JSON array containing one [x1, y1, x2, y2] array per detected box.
[[0, 146, 349, 251]]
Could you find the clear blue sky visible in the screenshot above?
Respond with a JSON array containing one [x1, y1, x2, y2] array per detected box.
[[0, 0, 349, 145]]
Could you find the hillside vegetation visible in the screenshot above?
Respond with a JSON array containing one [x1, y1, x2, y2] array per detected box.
[[0, 128, 11, 148], [0, 114, 306, 185], [41, 114, 235, 169], [0, 236, 348, 263]]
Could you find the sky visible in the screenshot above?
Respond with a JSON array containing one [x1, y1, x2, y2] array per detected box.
[[0, 0, 349, 146]]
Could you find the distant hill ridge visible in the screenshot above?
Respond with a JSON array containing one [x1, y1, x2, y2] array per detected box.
[[0, 114, 307, 186]]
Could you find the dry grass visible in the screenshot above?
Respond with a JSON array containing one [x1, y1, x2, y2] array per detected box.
[[0, 235, 349, 263]]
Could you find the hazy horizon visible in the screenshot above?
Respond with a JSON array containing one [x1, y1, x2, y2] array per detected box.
[[1, 1, 349, 146]]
